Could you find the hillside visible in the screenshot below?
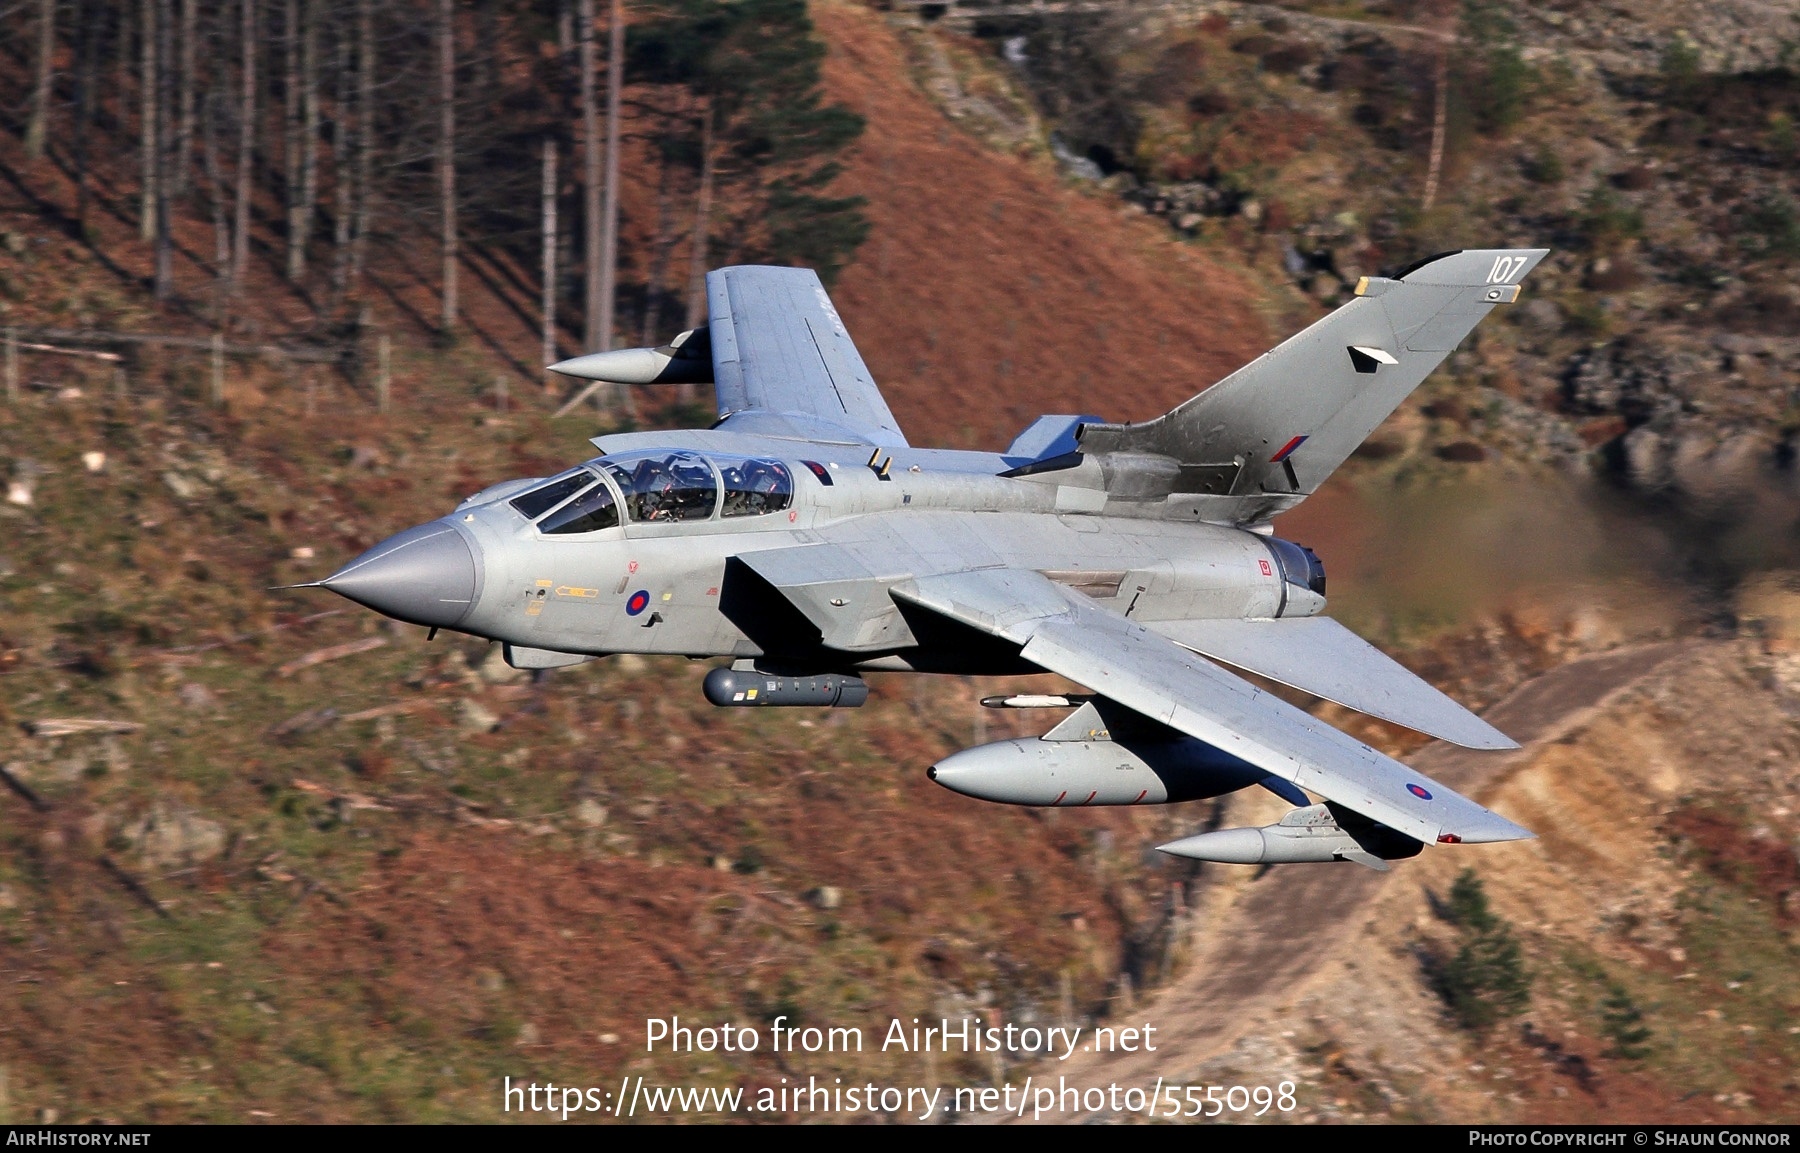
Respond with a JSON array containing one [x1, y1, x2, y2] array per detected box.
[[971, 0, 1800, 539], [0, 0, 1792, 1127], [816, 1, 1273, 448], [0, 0, 1277, 1124], [1043, 638, 1800, 1124]]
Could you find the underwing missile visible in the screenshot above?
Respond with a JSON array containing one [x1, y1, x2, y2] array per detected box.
[[1157, 803, 1423, 870]]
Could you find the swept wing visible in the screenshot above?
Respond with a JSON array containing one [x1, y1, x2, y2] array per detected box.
[[890, 568, 1531, 846], [706, 266, 909, 448]]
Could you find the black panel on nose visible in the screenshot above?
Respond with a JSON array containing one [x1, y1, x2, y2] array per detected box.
[[321, 522, 479, 629]]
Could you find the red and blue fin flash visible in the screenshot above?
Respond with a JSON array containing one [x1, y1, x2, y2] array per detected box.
[[1268, 436, 1307, 492], [1270, 435, 1308, 463]]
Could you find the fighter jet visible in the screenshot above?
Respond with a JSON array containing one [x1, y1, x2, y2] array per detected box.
[[306, 249, 1546, 870]]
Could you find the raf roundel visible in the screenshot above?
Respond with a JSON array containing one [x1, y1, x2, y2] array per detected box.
[[625, 589, 651, 617], [1406, 783, 1433, 801]]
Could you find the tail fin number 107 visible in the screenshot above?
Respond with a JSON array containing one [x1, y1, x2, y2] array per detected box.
[[1487, 255, 1528, 284]]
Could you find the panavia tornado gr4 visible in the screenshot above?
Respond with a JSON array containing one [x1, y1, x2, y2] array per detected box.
[[305, 250, 1546, 870]]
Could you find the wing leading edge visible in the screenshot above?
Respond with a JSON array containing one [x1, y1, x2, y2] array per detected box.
[[891, 569, 1531, 846], [707, 266, 909, 448]]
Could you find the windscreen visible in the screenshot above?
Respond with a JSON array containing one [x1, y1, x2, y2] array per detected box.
[[540, 482, 620, 535], [508, 472, 591, 520]]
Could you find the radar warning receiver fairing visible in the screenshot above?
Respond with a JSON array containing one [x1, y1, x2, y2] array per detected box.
[[302, 251, 1547, 870]]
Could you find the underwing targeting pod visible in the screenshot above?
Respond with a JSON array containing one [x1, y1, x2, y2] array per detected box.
[[702, 666, 868, 707]]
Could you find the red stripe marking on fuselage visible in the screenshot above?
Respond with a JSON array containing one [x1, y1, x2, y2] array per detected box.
[[1133, 789, 1147, 804], [1052, 790, 1066, 806], [1080, 791, 1097, 806], [1270, 435, 1308, 463]]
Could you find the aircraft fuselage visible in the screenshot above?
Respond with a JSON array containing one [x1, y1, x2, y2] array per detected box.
[[321, 434, 1327, 674]]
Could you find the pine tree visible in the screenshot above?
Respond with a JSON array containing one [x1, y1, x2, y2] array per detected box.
[[1446, 866, 1498, 932], [1432, 869, 1531, 1033], [1600, 982, 1652, 1060], [629, 0, 869, 287], [1457, 0, 1535, 136]]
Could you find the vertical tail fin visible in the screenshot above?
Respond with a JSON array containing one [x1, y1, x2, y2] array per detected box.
[[1076, 248, 1548, 524]]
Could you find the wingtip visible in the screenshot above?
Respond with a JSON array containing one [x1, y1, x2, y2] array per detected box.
[[1444, 813, 1536, 845], [1437, 724, 1522, 751]]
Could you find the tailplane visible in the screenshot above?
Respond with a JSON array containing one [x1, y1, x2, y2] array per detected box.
[[1074, 248, 1547, 524]]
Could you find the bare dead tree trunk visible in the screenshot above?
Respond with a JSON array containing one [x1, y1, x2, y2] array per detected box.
[[597, 0, 622, 357], [330, 18, 351, 309], [579, 0, 601, 354], [1422, 41, 1448, 211], [25, 0, 56, 160], [232, 0, 256, 296], [140, 0, 159, 240], [348, 0, 373, 304], [557, 0, 575, 356], [203, 88, 231, 319], [476, 0, 498, 98], [174, 0, 196, 195], [437, 0, 456, 332], [154, 0, 175, 301], [73, 0, 93, 230], [684, 106, 714, 332], [640, 121, 675, 348], [284, 0, 302, 278], [541, 136, 558, 380], [641, 96, 684, 396], [296, 0, 318, 281]]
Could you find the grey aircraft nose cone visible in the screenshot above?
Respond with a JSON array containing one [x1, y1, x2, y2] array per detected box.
[[322, 521, 480, 629]]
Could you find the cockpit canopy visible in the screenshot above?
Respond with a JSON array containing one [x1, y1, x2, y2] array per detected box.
[[604, 451, 716, 523], [505, 451, 794, 534]]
